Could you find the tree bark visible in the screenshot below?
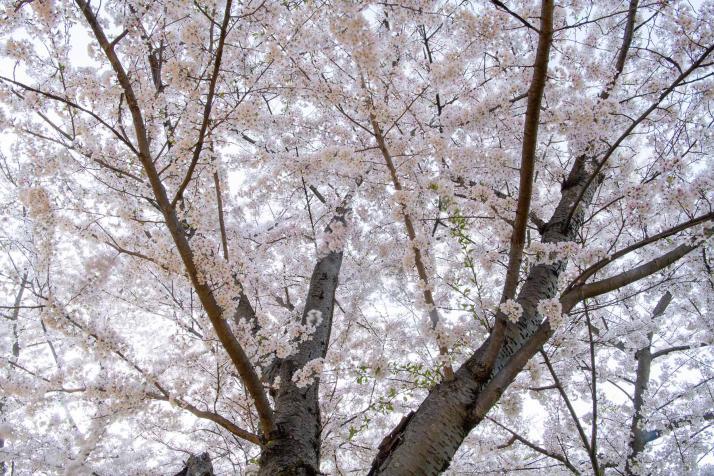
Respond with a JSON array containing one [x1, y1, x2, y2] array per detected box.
[[257, 249, 343, 475], [368, 149, 597, 474], [257, 186, 354, 474], [173, 452, 214, 476], [368, 2, 567, 473]]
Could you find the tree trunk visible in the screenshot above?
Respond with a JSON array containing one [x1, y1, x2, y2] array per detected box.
[[258, 250, 343, 475], [369, 149, 599, 474]]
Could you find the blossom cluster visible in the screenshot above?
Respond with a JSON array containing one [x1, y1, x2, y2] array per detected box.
[[537, 298, 565, 329], [499, 300, 523, 324], [292, 358, 325, 389]]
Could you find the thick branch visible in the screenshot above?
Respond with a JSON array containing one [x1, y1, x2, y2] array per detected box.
[[214, 172, 229, 261], [568, 212, 714, 290], [500, 0, 553, 303], [562, 238, 705, 309], [651, 343, 709, 360], [584, 305, 598, 463], [258, 191, 356, 475], [75, 0, 274, 436], [606, 0, 639, 94], [487, 0, 554, 384], [368, 5, 562, 473]]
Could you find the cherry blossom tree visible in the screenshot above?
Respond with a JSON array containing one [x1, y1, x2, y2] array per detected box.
[[0, 0, 712, 474]]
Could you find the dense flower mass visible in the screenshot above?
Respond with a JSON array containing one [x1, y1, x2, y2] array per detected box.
[[0, 0, 712, 474]]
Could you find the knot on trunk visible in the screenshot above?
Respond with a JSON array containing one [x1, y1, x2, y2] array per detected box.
[[173, 452, 214, 476]]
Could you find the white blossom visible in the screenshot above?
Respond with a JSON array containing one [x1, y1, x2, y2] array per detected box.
[[499, 300, 523, 324]]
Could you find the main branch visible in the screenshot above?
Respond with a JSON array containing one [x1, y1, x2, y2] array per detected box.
[[75, 0, 274, 436]]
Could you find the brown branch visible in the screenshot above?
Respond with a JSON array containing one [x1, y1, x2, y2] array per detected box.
[[171, 0, 234, 207], [488, 0, 554, 375], [369, 114, 454, 380], [500, 0, 553, 302], [496, 434, 517, 450], [214, 172, 229, 261], [149, 393, 261, 445], [564, 43, 714, 230], [562, 232, 709, 309], [567, 212, 714, 290], [36, 299, 259, 445], [103, 240, 165, 269], [75, 0, 274, 436], [0, 75, 139, 156], [487, 417, 581, 474], [33, 375, 261, 446], [470, 321, 553, 423], [608, 0, 639, 94]]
